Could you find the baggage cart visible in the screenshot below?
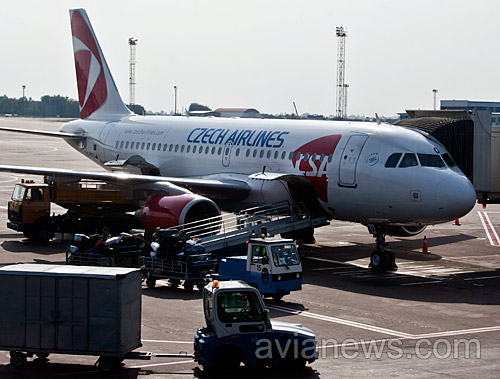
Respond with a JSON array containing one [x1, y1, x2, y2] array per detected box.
[[0, 264, 142, 372]]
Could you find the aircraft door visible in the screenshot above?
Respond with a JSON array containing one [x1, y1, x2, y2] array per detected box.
[[338, 135, 368, 187], [97, 122, 115, 162], [222, 142, 233, 167]]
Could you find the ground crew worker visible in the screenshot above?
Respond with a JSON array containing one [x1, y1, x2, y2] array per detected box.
[[261, 226, 271, 238]]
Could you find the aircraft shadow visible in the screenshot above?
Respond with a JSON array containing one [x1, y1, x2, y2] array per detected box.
[[298, 236, 500, 306]]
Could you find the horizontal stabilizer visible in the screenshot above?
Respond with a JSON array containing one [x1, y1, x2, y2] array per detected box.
[[0, 126, 85, 139]]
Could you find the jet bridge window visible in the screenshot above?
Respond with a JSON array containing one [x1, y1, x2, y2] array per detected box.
[[418, 154, 445, 168], [441, 153, 457, 168], [385, 153, 402, 168], [399, 153, 418, 168]]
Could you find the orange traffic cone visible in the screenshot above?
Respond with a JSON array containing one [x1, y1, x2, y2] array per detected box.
[[454, 219, 460, 226], [421, 235, 429, 254]]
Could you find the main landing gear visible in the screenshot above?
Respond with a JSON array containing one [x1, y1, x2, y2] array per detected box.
[[367, 225, 398, 271]]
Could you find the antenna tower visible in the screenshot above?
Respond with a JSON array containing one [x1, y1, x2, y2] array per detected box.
[[336, 27, 348, 120], [128, 37, 138, 105]]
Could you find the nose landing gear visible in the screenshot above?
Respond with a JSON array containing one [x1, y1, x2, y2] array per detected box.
[[367, 225, 398, 271]]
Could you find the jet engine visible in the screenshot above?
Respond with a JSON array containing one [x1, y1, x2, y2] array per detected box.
[[141, 194, 221, 234], [385, 225, 426, 237]]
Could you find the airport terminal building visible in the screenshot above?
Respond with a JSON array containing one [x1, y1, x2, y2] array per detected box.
[[441, 100, 500, 126]]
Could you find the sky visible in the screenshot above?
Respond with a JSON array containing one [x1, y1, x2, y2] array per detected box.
[[2, 0, 500, 117]]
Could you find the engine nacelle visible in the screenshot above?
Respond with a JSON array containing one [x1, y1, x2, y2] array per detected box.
[[141, 194, 220, 233], [386, 225, 426, 237]]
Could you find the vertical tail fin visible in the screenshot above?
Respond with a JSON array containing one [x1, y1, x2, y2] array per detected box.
[[69, 9, 131, 120]]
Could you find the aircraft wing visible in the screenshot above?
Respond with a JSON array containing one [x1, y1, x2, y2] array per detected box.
[[0, 126, 85, 139], [0, 164, 250, 201]]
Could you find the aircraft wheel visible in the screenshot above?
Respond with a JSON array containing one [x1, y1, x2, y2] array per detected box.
[[370, 250, 388, 270], [386, 250, 398, 271]]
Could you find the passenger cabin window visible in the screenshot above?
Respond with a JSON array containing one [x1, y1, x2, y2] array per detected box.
[[399, 153, 418, 168], [418, 154, 445, 168], [385, 153, 402, 168], [441, 153, 456, 167]]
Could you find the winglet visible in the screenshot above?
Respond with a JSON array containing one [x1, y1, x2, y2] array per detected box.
[[69, 9, 131, 120]]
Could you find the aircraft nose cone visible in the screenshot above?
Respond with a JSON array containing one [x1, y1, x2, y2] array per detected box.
[[435, 176, 476, 220]]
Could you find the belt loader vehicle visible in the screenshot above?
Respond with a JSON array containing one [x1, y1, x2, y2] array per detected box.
[[213, 237, 302, 300]]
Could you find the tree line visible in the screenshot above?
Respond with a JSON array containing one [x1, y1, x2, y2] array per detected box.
[[0, 95, 80, 117], [0, 95, 146, 118]]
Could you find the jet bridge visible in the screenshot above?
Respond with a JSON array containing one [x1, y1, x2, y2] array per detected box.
[[169, 201, 329, 253]]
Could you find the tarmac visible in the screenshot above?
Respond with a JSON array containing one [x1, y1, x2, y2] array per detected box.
[[0, 118, 498, 378]]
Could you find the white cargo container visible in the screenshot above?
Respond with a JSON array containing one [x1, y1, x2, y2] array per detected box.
[[0, 264, 142, 371]]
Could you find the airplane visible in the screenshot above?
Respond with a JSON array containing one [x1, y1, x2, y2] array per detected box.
[[0, 8, 477, 271]]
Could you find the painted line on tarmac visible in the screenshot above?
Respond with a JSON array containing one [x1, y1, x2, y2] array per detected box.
[[478, 211, 500, 246], [268, 304, 500, 340], [142, 339, 192, 344], [463, 275, 500, 281], [129, 359, 194, 369], [267, 304, 413, 338], [400, 280, 442, 286]]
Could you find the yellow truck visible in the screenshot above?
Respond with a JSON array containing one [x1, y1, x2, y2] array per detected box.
[[7, 178, 138, 242]]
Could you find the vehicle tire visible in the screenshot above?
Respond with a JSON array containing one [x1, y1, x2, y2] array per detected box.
[[272, 348, 306, 371], [10, 352, 27, 369], [34, 228, 54, 243], [169, 279, 180, 288], [97, 357, 116, 373], [146, 278, 156, 288], [210, 345, 242, 372], [271, 293, 284, 301], [23, 230, 36, 241], [184, 281, 194, 291], [35, 353, 50, 360]]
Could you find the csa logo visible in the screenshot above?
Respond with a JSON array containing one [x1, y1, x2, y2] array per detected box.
[[291, 135, 341, 202], [71, 10, 107, 119]]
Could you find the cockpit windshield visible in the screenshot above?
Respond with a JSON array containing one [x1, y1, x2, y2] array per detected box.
[[441, 153, 457, 167], [417, 154, 445, 168]]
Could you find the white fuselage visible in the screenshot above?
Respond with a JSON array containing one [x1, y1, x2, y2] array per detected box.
[[60, 116, 477, 226]]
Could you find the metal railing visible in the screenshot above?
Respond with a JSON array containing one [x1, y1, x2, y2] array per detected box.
[[165, 201, 302, 242]]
